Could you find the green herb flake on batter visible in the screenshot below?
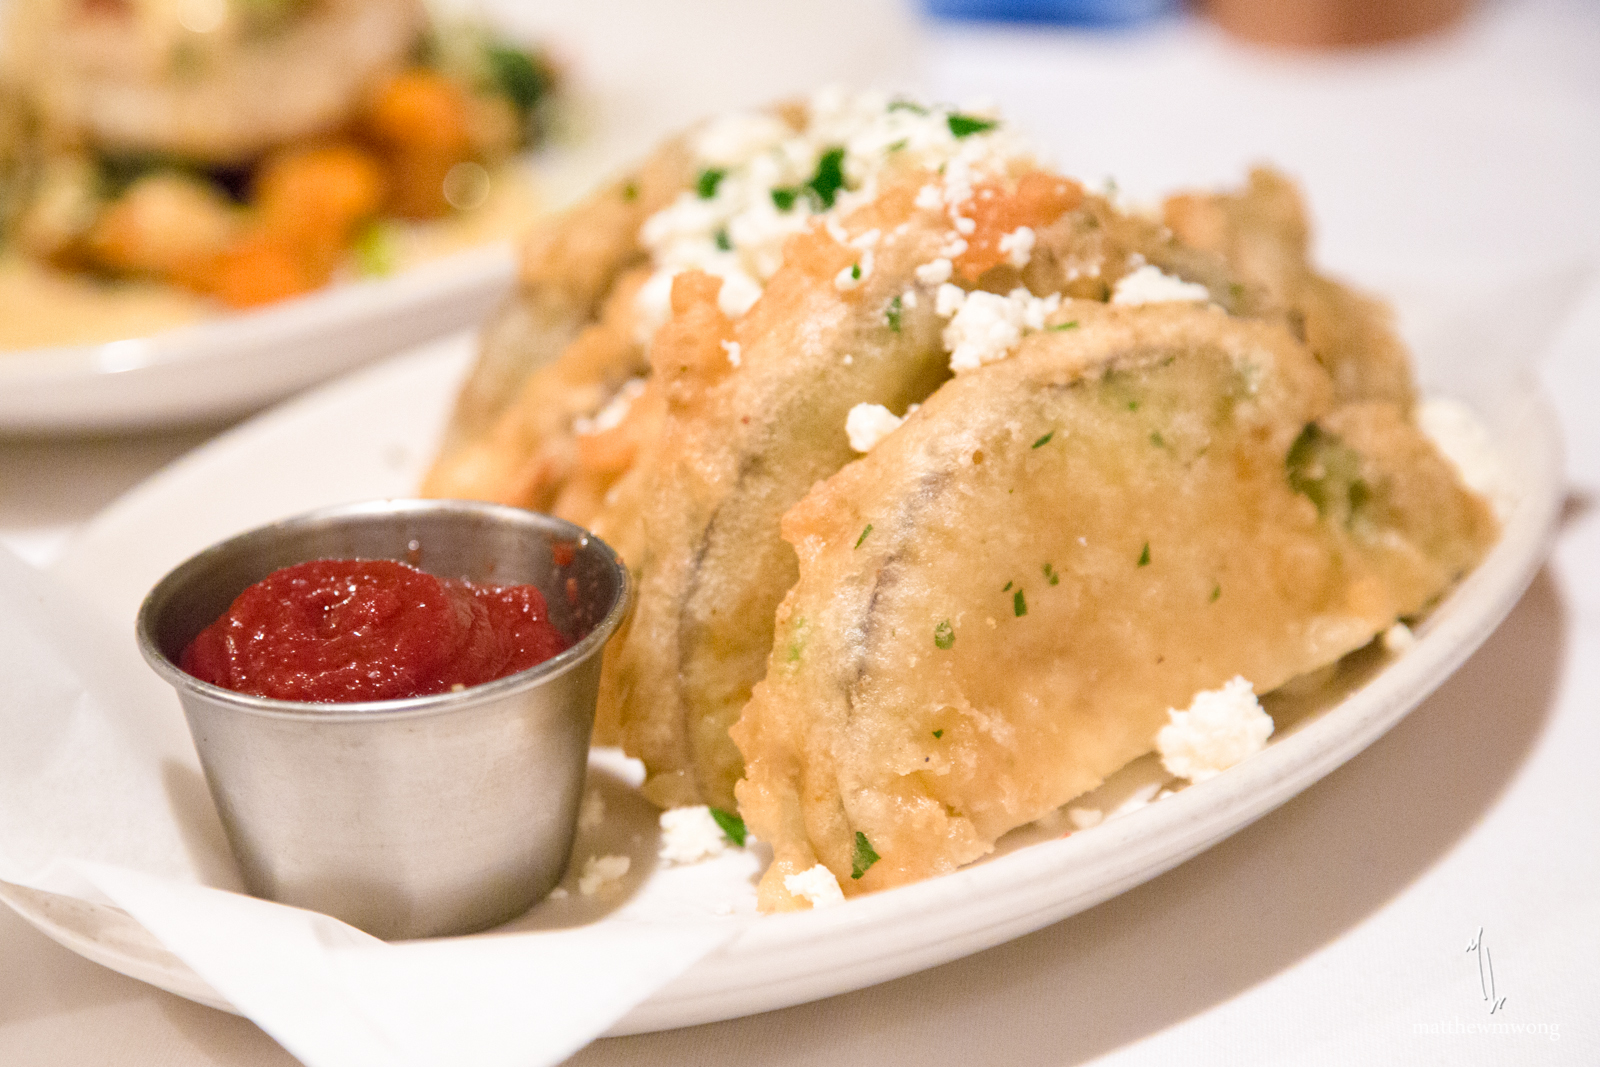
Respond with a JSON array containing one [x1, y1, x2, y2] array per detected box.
[[851, 832, 880, 879], [709, 808, 747, 846]]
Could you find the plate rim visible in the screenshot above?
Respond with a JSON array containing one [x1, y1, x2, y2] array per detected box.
[[0, 243, 514, 434]]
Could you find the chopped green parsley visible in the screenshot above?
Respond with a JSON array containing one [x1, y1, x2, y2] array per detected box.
[[1138, 542, 1151, 567], [771, 187, 800, 211], [696, 168, 726, 199], [885, 294, 903, 332], [1042, 562, 1060, 586], [932, 729, 944, 739], [934, 619, 955, 650], [709, 807, 747, 846], [1013, 589, 1027, 617], [947, 112, 998, 138], [806, 147, 847, 208], [1002, 580, 1013, 592], [1032, 431, 1054, 449], [1050, 320, 1080, 331], [1210, 582, 1221, 602], [855, 523, 873, 549], [622, 180, 639, 201], [850, 262, 861, 280], [888, 100, 929, 115], [851, 832, 880, 879], [714, 227, 732, 251], [1150, 431, 1165, 447]]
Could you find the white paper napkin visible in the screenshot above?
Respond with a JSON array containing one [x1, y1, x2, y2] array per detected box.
[[0, 544, 742, 1064], [72, 860, 735, 1067]]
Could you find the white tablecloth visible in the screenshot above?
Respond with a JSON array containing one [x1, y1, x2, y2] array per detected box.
[[3, 0, 1598, 1062]]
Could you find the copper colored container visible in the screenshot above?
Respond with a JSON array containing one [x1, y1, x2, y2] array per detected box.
[[1204, 0, 1469, 47]]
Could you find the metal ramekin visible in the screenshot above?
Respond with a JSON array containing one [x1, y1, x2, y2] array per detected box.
[[136, 499, 629, 940]]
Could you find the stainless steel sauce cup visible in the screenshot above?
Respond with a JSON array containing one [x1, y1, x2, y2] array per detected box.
[[136, 499, 630, 940]]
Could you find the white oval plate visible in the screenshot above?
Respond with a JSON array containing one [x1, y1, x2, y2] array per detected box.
[[0, 248, 514, 435], [7, 331, 1562, 1034]]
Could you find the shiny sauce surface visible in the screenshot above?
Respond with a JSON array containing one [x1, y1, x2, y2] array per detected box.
[[180, 559, 570, 702]]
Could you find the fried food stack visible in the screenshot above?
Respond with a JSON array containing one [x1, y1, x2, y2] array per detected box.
[[423, 92, 1496, 908]]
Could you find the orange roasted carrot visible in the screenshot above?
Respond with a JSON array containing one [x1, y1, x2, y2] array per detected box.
[[362, 69, 475, 219]]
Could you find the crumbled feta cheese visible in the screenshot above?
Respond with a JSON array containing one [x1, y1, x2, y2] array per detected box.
[[900, 289, 919, 309], [953, 215, 976, 236], [1067, 807, 1103, 830], [1416, 396, 1511, 519], [1383, 621, 1416, 653], [1156, 676, 1273, 783], [1110, 781, 1163, 818], [577, 854, 630, 896], [721, 339, 742, 367], [784, 863, 846, 909], [915, 258, 953, 285], [717, 271, 763, 318], [834, 250, 874, 290], [573, 378, 648, 436], [548, 886, 569, 900], [999, 226, 1035, 269], [578, 788, 606, 829], [940, 237, 969, 258], [693, 112, 791, 168], [943, 287, 1061, 373], [659, 806, 730, 865], [847, 403, 905, 452], [634, 270, 676, 343], [1111, 264, 1211, 306], [850, 228, 881, 249], [934, 282, 967, 317], [636, 90, 1032, 345]]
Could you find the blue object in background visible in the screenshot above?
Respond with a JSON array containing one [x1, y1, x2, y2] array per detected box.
[[924, 0, 1177, 26]]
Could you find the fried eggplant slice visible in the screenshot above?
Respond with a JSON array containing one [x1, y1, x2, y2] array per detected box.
[[422, 137, 695, 501], [733, 303, 1495, 908], [606, 174, 963, 809], [1164, 167, 1414, 406]]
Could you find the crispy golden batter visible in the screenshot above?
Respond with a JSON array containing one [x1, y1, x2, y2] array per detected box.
[[422, 97, 1492, 896], [1164, 167, 1414, 406], [606, 171, 961, 808], [422, 136, 695, 500], [732, 303, 1494, 908]]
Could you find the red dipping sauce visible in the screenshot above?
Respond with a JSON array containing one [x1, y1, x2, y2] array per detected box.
[[179, 559, 572, 702]]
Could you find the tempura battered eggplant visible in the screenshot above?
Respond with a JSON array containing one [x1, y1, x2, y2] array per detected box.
[[608, 175, 959, 808], [732, 302, 1495, 908], [420, 92, 1494, 877], [423, 138, 696, 503], [1164, 168, 1414, 406]]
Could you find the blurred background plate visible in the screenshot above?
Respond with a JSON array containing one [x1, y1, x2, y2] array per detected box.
[[0, 244, 511, 434]]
